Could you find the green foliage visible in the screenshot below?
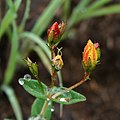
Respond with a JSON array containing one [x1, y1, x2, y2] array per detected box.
[[19, 0, 31, 32], [31, 98, 52, 120], [19, 78, 86, 105], [19, 78, 47, 99], [52, 87, 86, 105], [67, 0, 120, 33], [32, 0, 63, 36], [0, 0, 21, 39], [1, 85, 23, 120], [4, 21, 18, 85]]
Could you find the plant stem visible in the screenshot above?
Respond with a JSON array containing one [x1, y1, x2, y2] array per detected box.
[[50, 47, 56, 87], [40, 47, 56, 117], [67, 73, 89, 91], [40, 99, 49, 117], [52, 73, 89, 99]]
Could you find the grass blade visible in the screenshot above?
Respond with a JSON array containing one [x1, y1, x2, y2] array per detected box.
[[68, 0, 91, 28], [32, 0, 64, 36], [63, 0, 71, 21], [1, 85, 23, 120], [6, 0, 13, 8], [34, 46, 51, 73], [20, 32, 50, 58], [68, 0, 110, 28], [87, 0, 110, 11], [4, 21, 18, 85], [86, 4, 120, 18], [19, 0, 31, 32], [0, 0, 21, 39]]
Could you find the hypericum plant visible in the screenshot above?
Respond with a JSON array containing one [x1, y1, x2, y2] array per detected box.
[[18, 21, 100, 120]]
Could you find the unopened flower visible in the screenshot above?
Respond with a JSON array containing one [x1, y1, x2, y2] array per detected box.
[[82, 40, 100, 74], [47, 21, 65, 47], [24, 57, 38, 77]]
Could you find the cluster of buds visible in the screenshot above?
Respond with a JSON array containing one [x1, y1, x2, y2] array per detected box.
[[47, 22, 65, 71], [25, 22, 101, 79], [82, 40, 100, 74], [47, 21, 65, 48]]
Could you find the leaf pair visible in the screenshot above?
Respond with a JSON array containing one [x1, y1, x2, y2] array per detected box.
[[19, 78, 86, 119]]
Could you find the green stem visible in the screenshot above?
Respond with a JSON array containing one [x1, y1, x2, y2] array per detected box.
[[40, 47, 56, 117], [40, 99, 50, 118], [52, 73, 89, 99]]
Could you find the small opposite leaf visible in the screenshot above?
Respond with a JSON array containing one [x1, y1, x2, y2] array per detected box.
[[52, 87, 86, 105], [19, 78, 47, 99], [31, 98, 52, 120]]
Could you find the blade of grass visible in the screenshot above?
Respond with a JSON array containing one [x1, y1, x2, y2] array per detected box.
[[86, 0, 110, 11], [68, 0, 91, 28], [84, 4, 120, 18], [0, 0, 21, 39], [1, 85, 23, 120], [79, 0, 110, 20], [20, 32, 50, 58], [3, 21, 18, 85], [69, 0, 110, 27], [6, 0, 13, 8], [63, 0, 71, 21], [19, 0, 31, 32], [32, 0, 64, 36]]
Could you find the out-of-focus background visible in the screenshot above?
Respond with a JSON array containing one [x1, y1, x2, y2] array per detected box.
[[0, 0, 120, 120]]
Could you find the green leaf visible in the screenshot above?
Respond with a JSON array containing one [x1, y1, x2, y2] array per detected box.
[[19, 0, 31, 32], [68, 0, 110, 27], [3, 21, 18, 85], [68, 0, 91, 28], [52, 87, 86, 105], [31, 98, 52, 120], [86, 0, 110, 11], [0, 0, 21, 39], [1, 85, 23, 120], [34, 46, 51, 73], [19, 78, 47, 99], [20, 32, 50, 58], [32, 0, 63, 36], [86, 4, 120, 18]]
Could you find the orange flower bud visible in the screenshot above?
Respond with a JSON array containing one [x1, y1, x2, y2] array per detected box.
[[47, 21, 65, 47], [82, 40, 100, 73]]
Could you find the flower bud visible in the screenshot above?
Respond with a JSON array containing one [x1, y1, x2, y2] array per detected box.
[[24, 57, 38, 78], [82, 40, 100, 74], [47, 21, 65, 47]]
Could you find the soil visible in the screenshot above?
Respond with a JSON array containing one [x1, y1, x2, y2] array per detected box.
[[0, 0, 120, 120]]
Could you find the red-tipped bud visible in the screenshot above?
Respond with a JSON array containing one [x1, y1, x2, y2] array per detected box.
[[47, 21, 65, 47]]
